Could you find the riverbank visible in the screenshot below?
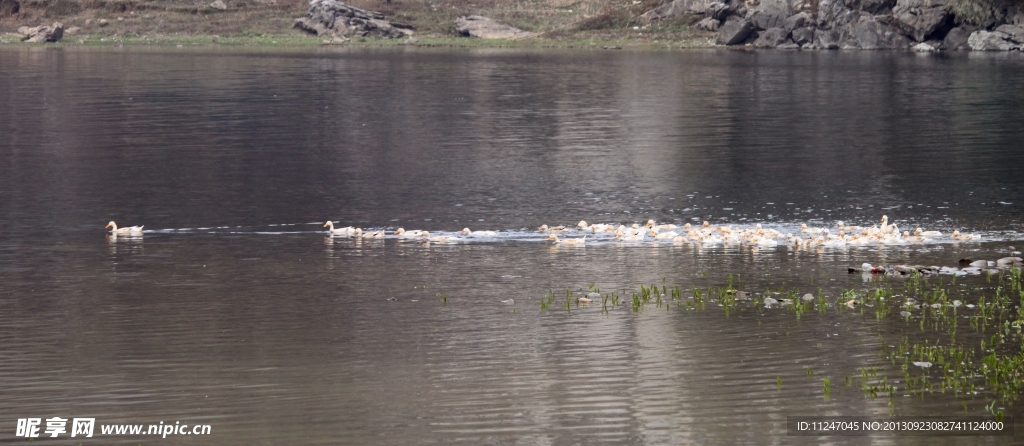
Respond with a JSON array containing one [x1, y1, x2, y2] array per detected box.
[[0, 0, 716, 48]]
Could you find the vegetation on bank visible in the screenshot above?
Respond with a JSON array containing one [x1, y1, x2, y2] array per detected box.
[[0, 0, 716, 47]]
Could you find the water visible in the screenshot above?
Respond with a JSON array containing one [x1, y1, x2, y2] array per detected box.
[[1, 46, 1023, 444]]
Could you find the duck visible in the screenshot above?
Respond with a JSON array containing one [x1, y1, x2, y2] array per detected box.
[[951, 230, 980, 241], [646, 220, 678, 231], [914, 228, 942, 237], [362, 230, 385, 239], [394, 228, 424, 238], [902, 231, 928, 243], [652, 230, 680, 240], [419, 231, 453, 244], [547, 234, 586, 246], [459, 228, 497, 237], [106, 221, 144, 235], [538, 224, 566, 232], [324, 221, 360, 237]]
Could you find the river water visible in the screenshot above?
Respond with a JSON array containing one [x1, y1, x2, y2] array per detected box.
[[1, 46, 1023, 445]]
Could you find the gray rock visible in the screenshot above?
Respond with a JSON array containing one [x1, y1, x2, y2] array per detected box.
[[98, 18, 109, 27], [817, 0, 860, 29], [968, 30, 1020, 50], [995, 24, 1024, 43], [706, 1, 733, 20], [294, 0, 413, 39], [814, 27, 844, 48], [846, 16, 910, 48], [749, 0, 793, 30], [716, 19, 754, 44], [942, 25, 975, 50], [847, 0, 896, 13], [791, 26, 815, 45], [892, 0, 951, 42], [19, 22, 63, 43], [1006, 3, 1024, 25], [695, 17, 722, 31], [912, 41, 936, 50], [778, 42, 801, 49], [640, 0, 721, 22], [783, 11, 811, 31], [754, 27, 792, 47], [455, 16, 531, 39], [209, 0, 227, 11]]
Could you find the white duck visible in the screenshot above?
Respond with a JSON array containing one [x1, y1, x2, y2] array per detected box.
[[324, 221, 360, 237], [460, 228, 497, 237], [362, 230, 385, 239], [394, 228, 424, 238], [420, 231, 453, 243], [106, 221, 144, 235], [538, 224, 566, 232], [914, 228, 942, 237], [951, 230, 980, 241], [547, 234, 586, 246]]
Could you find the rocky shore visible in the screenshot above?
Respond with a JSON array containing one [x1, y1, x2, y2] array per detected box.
[[642, 0, 1024, 50], [1, 0, 1022, 50]]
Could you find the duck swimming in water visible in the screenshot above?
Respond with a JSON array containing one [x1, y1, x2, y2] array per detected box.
[[106, 221, 144, 236], [547, 234, 586, 246], [325, 221, 360, 237], [460, 228, 497, 237]]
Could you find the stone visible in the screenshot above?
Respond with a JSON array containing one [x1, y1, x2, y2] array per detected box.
[[695, 17, 721, 31], [98, 18, 108, 27], [454, 16, 531, 39], [778, 42, 801, 49], [748, 0, 793, 30], [846, 0, 896, 13], [814, 27, 844, 48], [968, 30, 1020, 50], [640, 0, 721, 23], [995, 24, 1024, 43], [816, 0, 861, 29], [65, 26, 80, 35], [791, 26, 814, 45], [294, 0, 414, 39], [783, 11, 810, 31], [892, 0, 951, 42], [942, 26, 975, 49], [912, 41, 936, 50], [19, 22, 63, 42], [845, 16, 910, 48], [706, 2, 733, 20], [209, 0, 227, 10], [716, 19, 754, 44], [753, 27, 791, 47]]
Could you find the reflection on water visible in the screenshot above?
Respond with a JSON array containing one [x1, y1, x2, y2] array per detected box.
[[1, 46, 1023, 444]]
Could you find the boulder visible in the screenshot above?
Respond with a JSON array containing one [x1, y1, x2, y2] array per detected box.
[[814, 27, 844, 48], [783, 11, 810, 31], [209, 0, 227, 10], [640, 0, 720, 23], [791, 26, 815, 45], [19, 22, 63, 42], [454, 16, 531, 39], [294, 0, 413, 39], [942, 26, 975, 49], [695, 17, 722, 31], [968, 30, 1021, 50], [912, 41, 936, 50], [844, 16, 910, 48], [754, 27, 792, 47], [817, 0, 861, 29], [706, 2, 733, 20], [995, 24, 1024, 42], [716, 19, 754, 44], [892, 0, 951, 41], [748, 0, 794, 30], [846, 0, 896, 13]]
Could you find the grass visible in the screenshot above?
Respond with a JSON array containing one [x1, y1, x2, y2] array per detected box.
[[527, 265, 1024, 416], [0, 0, 717, 48]]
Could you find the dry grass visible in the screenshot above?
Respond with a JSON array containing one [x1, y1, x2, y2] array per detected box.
[[0, 0, 715, 45]]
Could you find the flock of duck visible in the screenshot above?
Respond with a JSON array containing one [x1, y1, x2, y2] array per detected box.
[[107, 215, 986, 249]]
